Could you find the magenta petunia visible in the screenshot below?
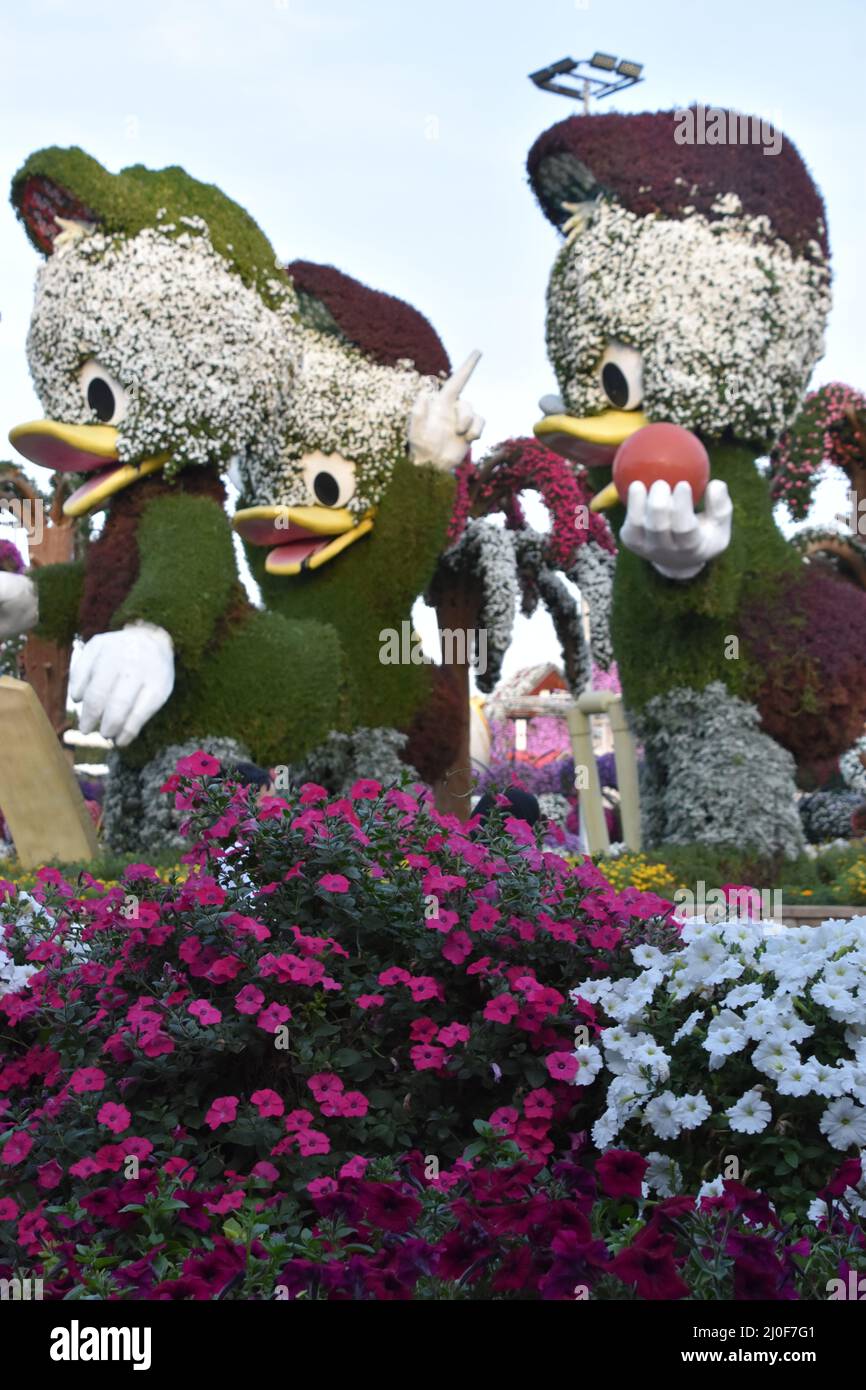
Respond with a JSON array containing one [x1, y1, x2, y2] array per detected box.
[[484, 994, 519, 1024], [0, 1198, 19, 1220], [318, 873, 350, 893], [349, 779, 382, 800], [257, 1002, 291, 1033], [205, 1096, 239, 1130], [188, 999, 222, 1026], [544, 1051, 580, 1082], [251, 1089, 285, 1118], [70, 1066, 106, 1094], [356, 993, 385, 1010], [234, 985, 265, 1015], [0, 1131, 33, 1165], [176, 751, 221, 778], [97, 1102, 132, 1134]]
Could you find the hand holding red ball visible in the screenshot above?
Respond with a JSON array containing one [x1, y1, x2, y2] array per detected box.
[[613, 423, 710, 505]]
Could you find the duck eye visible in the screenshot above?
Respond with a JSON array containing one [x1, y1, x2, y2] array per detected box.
[[79, 361, 129, 426], [302, 453, 357, 509], [313, 472, 340, 507], [598, 342, 643, 411], [87, 377, 116, 422]]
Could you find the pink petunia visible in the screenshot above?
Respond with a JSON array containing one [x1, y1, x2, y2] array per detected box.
[[339, 1155, 369, 1179], [378, 966, 411, 987], [257, 1002, 291, 1034], [484, 994, 519, 1024], [283, 1109, 315, 1132], [349, 779, 382, 800], [470, 904, 501, 933], [251, 1089, 285, 1118], [176, 751, 221, 777], [69, 1066, 106, 1094], [251, 1161, 279, 1183], [410, 1044, 447, 1072], [438, 1022, 471, 1047], [339, 1091, 369, 1118], [307, 1176, 339, 1197], [318, 873, 349, 894], [0, 1198, 19, 1220], [188, 999, 222, 1026], [0, 1131, 33, 1165], [205, 1096, 239, 1130], [356, 993, 385, 1010], [307, 1072, 343, 1099], [408, 976, 440, 1002], [37, 1160, 63, 1191], [97, 1102, 131, 1134], [296, 1128, 330, 1157], [544, 1051, 580, 1083], [234, 985, 265, 1015]]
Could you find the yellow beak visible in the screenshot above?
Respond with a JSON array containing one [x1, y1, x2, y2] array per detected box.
[[533, 408, 650, 463], [232, 504, 375, 576], [8, 420, 168, 517], [589, 481, 621, 512]]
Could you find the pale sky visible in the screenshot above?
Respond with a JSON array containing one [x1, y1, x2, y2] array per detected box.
[[0, 0, 863, 682]]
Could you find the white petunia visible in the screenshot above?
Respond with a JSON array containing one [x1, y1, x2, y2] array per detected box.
[[643, 1091, 684, 1140], [726, 1088, 772, 1134], [573, 1044, 603, 1084], [642, 1151, 683, 1198], [592, 1108, 621, 1148], [672, 1009, 705, 1044], [820, 1098, 866, 1150], [678, 1092, 712, 1130], [776, 1059, 818, 1097]]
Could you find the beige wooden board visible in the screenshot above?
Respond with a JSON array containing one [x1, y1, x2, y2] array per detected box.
[[0, 676, 99, 866]]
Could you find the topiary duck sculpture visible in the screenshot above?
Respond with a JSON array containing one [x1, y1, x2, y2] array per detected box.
[[0, 148, 482, 846], [527, 109, 866, 855]]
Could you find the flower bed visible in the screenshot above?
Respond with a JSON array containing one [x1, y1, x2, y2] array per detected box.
[[0, 762, 862, 1299]]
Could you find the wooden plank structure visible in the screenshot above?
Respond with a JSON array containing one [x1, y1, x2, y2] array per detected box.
[[494, 688, 642, 854], [0, 676, 98, 866]]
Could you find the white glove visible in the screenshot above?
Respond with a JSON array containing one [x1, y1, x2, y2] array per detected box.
[[70, 621, 175, 747], [408, 350, 485, 470], [620, 478, 733, 580], [0, 572, 38, 640]]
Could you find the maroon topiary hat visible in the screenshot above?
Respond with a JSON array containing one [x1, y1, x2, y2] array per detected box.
[[287, 260, 451, 378], [527, 108, 828, 260]]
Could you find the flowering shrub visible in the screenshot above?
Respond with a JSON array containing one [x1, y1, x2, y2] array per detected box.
[[573, 913, 866, 1211], [0, 762, 674, 1295]]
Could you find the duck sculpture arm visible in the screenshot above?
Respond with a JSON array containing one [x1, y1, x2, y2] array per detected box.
[[408, 351, 485, 470], [0, 570, 39, 640], [71, 489, 237, 746]]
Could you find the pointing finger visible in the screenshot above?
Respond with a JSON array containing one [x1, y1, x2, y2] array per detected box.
[[439, 349, 482, 403]]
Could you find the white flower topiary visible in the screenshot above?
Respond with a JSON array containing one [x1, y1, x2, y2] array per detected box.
[[548, 198, 830, 446]]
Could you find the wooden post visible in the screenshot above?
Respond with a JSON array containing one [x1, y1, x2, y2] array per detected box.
[[0, 676, 98, 866], [566, 690, 642, 854]]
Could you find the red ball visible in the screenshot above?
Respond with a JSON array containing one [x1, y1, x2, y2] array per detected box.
[[613, 423, 710, 504]]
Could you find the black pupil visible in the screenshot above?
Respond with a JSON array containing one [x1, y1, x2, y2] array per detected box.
[[87, 377, 116, 422], [314, 472, 340, 507], [601, 362, 629, 409]]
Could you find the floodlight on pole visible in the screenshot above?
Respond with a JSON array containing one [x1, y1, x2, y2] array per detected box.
[[529, 50, 645, 111]]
